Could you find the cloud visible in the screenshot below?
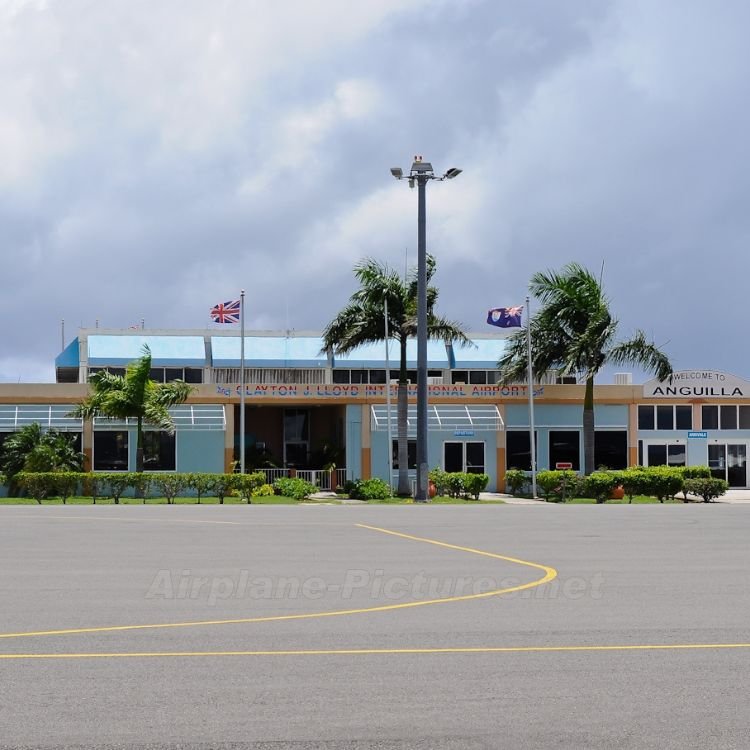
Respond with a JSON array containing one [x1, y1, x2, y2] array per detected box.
[[1, 0, 750, 380]]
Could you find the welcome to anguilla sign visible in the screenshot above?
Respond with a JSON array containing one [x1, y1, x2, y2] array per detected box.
[[644, 370, 749, 398]]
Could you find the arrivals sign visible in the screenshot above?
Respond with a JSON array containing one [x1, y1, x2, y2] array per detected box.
[[643, 370, 748, 398]]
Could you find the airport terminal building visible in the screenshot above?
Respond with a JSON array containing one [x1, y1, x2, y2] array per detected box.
[[2, 328, 750, 490]]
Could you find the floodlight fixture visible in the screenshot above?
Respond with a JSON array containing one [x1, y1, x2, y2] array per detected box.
[[390, 167, 403, 179]]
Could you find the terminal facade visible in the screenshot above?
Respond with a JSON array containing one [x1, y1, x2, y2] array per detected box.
[[1, 328, 749, 490]]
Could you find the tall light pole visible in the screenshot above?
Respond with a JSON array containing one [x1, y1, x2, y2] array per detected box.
[[390, 157, 462, 502]]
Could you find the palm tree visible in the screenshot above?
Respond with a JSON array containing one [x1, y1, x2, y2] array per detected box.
[[498, 262, 673, 475], [322, 256, 471, 495], [72, 346, 193, 473]]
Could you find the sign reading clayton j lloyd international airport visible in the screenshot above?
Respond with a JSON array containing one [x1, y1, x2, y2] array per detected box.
[[644, 370, 749, 398]]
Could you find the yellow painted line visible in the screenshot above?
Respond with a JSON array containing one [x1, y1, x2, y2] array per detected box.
[[2, 643, 750, 660], [0, 524, 557, 640]]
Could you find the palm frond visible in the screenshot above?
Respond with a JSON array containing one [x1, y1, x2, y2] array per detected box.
[[607, 330, 673, 381]]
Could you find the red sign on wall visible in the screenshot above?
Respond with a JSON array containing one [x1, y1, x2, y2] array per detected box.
[[555, 462, 573, 470]]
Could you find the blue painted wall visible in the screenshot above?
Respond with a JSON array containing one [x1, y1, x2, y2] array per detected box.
[[345, 405, 362, 481]]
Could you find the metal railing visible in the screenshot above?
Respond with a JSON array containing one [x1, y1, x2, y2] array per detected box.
[[253, 468, 348, 491]]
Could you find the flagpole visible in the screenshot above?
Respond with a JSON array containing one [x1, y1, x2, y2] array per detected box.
[[384, 294, 393, 490], [240, 289, 246, 475], [525, 295, 537, 498]]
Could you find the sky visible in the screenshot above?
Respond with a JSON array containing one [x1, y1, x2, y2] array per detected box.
[[2, 0, 749, 383]]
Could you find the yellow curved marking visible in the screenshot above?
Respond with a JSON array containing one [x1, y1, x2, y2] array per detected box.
[[0, 523, 557, 640], [2, 643, 750, 659]]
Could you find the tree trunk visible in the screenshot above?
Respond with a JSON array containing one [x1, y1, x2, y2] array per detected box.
[[396, 337, 411, 496], [583, 375, 595, 475]]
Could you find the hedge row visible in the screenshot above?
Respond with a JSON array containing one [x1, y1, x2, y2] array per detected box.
[[429, 469, 490, 500], [508, 466, 727, 503], [11, 472, 316, 504]]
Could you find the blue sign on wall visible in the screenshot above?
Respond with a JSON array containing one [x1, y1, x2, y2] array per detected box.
[[688, 431, 708, 439], [454, 429, 475, 437]]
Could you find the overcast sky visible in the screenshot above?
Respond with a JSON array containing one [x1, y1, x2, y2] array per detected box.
[[2, 0, 749, 383]]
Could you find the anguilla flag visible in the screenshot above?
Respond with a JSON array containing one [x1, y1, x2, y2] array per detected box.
[[210, 300, 241, 324], [487, 305, 523, 328]]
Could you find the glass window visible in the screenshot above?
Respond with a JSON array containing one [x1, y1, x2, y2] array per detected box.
[[647, 444, 667, 466], [739, 406, 750, 429], [465, 442, 485, 474], [452, 371, 468, 384], [656, 405, 674, 430], [720, 405, 737, 430], [184, 368, 203, 384], [94, 431, 129, 471], [638, 440, 643, 466], [143, 431, 176, 471], [149, 368, 165, 383], [369, 370, 386, 384], [667, 444, 686, 466], [487, 371, 501, 384], [506, 431, 534, 471], [164, 368, 184, 382], [469, 371, 487, 384], [594, 431, 627, 470], [675, 405, 692, 430], [549, 431, 580, 471], [332, 370, 350, 384], [350, 370, 367, 384], [428, 370, 443, 378], [406, 370, 417, 383], [638, 405, 654, 430], [284, 409, 309, 442], [392, 439, 416, 470], [702, 405, 718, 430], [444, 442, 463, 473]]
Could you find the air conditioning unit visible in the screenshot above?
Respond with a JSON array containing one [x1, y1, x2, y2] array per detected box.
[[614, 372, 633, 385], [454, 381, 466, 386], [427, 377, 443, 385], [390, 379, 410, 385]]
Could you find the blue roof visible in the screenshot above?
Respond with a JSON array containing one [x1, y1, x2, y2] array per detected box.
[[333, 340, 449, 369], [211, 336, 328, 368], [55, 338, 80, 369], [451, 338, 506, 368], [88, 335, 206, 366]]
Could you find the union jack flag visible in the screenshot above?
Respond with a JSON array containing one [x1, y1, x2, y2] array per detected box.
[[210, 299, 241, 324], [487, 305, 523, 328]]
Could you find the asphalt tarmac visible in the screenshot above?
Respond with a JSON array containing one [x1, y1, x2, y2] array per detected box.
[[1, 504, 749, 749]]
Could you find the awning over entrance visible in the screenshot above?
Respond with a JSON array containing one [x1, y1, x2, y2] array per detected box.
[[0, 405, 82, 431], [93, 405, 226, 431], [370, 404, 503, 434]]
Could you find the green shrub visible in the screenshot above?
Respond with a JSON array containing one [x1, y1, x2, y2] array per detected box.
[[445, 472, 467, 498], [16, 472, 55, 503], [619, 467, 648, 502], [102, 473, 133, 504], [463, 473, 489, 500], [504, 469, 527, 496], [185, 473, 216, 504], [681, 465, 711, 479], [683, 477, 729, 503], [645, 466, 684, 502], [251, 483, 275, 497], [55, 472, 80, 504], [428, 468, 449, 496], [212, 473, 238, 504], [536, 470, 581, 502], [235, 472, 266, 503], [582, 471, 619, 504], [273, 477, 316, 500], [347, 478, 392, 500], [83, 473, 104, 504], [149, 474, 185, 504]]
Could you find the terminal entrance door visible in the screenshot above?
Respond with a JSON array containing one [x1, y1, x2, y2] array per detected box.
[[708, 444, 747, 487]]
